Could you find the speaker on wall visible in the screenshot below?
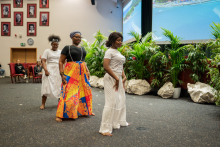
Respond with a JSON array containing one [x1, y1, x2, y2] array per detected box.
[[91, 0, 95, 5]]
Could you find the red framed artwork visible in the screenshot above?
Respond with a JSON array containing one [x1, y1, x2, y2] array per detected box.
[[1, 22, 11, 36], [27, 22, 37, 36], [40, 12, 49, 26], [14, 12, 23, 26], [1, 4, 11, 18], [40, 0, 49, 8], [13, 0, 23, 8], [27, 4, 37, 18]]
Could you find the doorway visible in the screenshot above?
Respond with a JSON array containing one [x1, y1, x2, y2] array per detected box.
[[10, 47, 37, 63]]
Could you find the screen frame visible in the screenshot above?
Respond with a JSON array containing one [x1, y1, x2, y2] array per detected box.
[[155, 39, 213, 45], [123, 0, 214, 45], [122, 0, 142, 43]]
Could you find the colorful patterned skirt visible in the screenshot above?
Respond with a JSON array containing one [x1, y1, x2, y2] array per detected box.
[[56, 61, 93, 119]]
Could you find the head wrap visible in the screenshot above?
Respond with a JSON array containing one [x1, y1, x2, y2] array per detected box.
[[51, 39, 59, 43], [70, 31, 81, 39]]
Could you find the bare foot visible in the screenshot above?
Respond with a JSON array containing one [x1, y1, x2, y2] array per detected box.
[[91, 113, 95, 116], [40, 105, 45, 110], [56, 117, 62, 122], [101, 132, 112, 136]]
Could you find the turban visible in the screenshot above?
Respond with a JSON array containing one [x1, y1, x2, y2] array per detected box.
[[70, 31, 81, 39]]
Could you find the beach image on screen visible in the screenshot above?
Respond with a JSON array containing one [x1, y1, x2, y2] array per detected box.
[[152, 0, 220, 41], [123, 0, 142, 42]]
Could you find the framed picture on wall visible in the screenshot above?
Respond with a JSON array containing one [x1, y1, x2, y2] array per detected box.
[[27, 22, 37, 36], [27, 4, 37, 18], [40, 0, 49, 8], [1, 22, 11, 36], [14, 12, 23, 26], [1, 4, 11, 18], [13, 0, 23, 8], [40, 12, 49, 26]]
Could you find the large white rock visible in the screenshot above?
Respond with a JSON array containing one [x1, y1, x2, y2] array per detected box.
[[124, 80, 129, 93], [157, 82, 174, 98], [89, 76, 99, 87], [187, 82, 216, 103], [97, 77, 104, 89], [126, 79, 151, 95]]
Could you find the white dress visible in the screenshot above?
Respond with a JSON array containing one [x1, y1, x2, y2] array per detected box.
[[41, 49, 62, 98], [99, 48, 129, 134]]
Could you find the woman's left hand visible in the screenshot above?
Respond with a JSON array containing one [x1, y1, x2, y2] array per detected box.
[[122, 77, 127, 90]]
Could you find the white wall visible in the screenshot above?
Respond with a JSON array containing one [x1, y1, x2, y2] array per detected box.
[[0, 0, 122, 76]]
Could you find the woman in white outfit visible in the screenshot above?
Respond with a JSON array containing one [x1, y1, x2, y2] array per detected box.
[[40, 35, 62, 109], [99, 32, 129, 136]]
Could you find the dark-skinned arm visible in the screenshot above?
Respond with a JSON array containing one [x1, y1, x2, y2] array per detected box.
[[41, 59, 49, 76], [103, 58, 119, 90], [59, 54, 67, 84], [122, 70, 127, 89], [122, 70, 127, 81]]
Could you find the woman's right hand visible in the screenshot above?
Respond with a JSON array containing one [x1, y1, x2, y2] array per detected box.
[[45, 70, 50, 76], [113, 79, 119, 91], [62, 75, 67, 85]]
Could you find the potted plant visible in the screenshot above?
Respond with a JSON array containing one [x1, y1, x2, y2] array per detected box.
[[125, 31, 152, 80], [82, 30, 107, 78], [149, 51, 167, 95], [184, 43, 208, 83], [160, 28, 188, 98], [119, 31, 159, 95], [206, 22, 220, 105]]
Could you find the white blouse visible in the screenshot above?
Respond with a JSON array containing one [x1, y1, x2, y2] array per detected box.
[[104, 48, 125, 74], [41, 49, 61, 64]]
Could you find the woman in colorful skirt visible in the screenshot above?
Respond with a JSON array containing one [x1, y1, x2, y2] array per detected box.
[[40, 35, 62, 109], [99, 32, 129, 136], [56, 31, 95, 122]]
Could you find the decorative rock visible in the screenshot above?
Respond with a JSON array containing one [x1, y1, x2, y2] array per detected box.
[[97, 78, 104, 89], [157, 82, 174, 98], [126, 79, 151, 95], [187, 82, 216, 103], [124, 80, 129, 92], [89, 76, 99, 87]]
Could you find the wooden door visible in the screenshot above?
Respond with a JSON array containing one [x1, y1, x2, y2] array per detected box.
[[26, 49, 37, 63], [11, 49, 26, 63], [10, 48, 37, 63]]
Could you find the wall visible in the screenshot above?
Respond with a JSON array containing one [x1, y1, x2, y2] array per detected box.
[[0, 0, 122, 76], [122, 0, 131, 7]]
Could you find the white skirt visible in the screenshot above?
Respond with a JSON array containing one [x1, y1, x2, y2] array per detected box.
[[99, 72, 129, 134], [41, 63, 62, 98]]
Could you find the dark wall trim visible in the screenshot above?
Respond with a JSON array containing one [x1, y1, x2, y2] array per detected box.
[[142, 0, 152, 37]]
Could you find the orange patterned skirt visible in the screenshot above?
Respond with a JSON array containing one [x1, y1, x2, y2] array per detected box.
[[56, 61, 93, 119]]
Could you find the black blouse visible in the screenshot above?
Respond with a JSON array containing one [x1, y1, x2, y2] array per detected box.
[[61, 45, 87, 62]]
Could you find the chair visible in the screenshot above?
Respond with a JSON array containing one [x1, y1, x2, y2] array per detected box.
[[22, 63, 28, 68], [28, 63, 37, 79], [22, 63, 31, 79], [31, 65, 42, 83], [8, 63, 24, 84], [26, 63, 30, 79]]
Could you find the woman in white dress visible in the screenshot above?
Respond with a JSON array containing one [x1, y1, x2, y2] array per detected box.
[[99, 32, 129, 136], [40, 35, 62, 110]]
